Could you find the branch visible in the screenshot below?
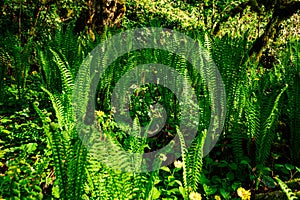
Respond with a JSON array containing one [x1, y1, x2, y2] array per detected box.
[[213, 1, 249, 35]]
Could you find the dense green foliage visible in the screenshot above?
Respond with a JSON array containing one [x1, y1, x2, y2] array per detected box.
[[1, 0, 300, 199]]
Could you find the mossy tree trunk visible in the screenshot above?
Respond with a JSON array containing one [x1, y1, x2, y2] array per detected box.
[[74, 0, 125, 36], [213, 0, 300, 61]]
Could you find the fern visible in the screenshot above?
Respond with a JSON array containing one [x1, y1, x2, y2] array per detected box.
[[0, 47, 11, 96], [36, 27, 93, 199], [275, 177, 299, 200], [0, 35, 34, 99], [285, 38, 300, 166], [177, 127, 189, 199], [256, 84, 288, 164], [186, 130, 206, 192], [211, 34, 248, 161], [245, 64, 288, 165], [38, 25, 92, 93], [49, 48, 74, 92], [83, 115, 153, 199]]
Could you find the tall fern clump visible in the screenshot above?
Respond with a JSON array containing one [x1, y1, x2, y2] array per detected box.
[[0, 35, 35, 101], [36, 27, 89, 199], [209, 32, 291, 168], [283, 37, 300, 166], [165, 31, 227, 198], [245, 67, 288, 165], [210, 34, 249, 161]]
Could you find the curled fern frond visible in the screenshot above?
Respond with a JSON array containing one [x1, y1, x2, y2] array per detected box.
[[275, 177, 299, 200]]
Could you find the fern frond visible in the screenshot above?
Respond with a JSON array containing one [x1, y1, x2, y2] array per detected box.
[[177, 127, 189, 198], [275, 177, 299, 200], [186, 130, 206, 192], [49, 48, 74, 92], [256, 84, 288, 165]]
